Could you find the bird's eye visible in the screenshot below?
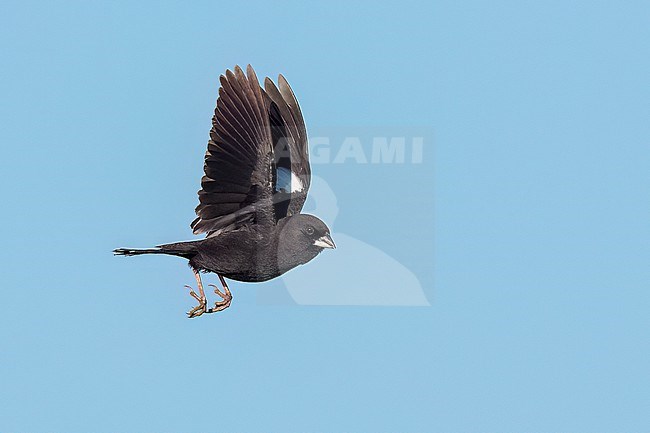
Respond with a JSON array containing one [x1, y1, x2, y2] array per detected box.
[[305, 226, 315, 236]]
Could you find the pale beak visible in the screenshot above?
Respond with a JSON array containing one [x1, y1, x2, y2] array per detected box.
[[313, 233, 336, 249]]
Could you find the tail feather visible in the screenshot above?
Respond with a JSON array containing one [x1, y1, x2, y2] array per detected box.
[[113, 248, 165, 256], [113, 247, 195, 258]]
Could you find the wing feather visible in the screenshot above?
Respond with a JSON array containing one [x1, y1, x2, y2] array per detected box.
[[191, 65, 274, 235], [191, 65, 311, 235], [264, 76, 311, 216]]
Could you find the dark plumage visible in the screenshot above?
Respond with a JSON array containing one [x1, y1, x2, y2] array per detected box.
[[114, 65, 335, 318]]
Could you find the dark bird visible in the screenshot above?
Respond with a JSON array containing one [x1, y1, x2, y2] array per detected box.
[[114, 65, 335, 318]]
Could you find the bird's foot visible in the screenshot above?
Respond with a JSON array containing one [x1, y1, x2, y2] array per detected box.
[[206, 283, 232, 314], [184, 285, 207, 318]]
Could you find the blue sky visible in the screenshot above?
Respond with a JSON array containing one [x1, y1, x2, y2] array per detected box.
[[1, 0, 649, 431]]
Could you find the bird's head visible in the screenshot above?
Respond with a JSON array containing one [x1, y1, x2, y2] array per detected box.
[[277, 214, 335, 268], [287, 214, 335, 250]]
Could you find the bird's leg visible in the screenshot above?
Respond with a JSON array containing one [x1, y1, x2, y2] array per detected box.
[[206, 274, 232, 314], [185, 269, 207, 318]]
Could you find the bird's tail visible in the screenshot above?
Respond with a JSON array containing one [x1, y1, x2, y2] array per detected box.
[[114, 247, 163, 256], [113, 246, 195, 258]]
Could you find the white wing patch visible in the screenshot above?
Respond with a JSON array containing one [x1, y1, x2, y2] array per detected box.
[[276, 167, 304, 193]]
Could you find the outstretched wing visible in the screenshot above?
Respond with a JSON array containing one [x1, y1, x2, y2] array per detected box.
[[191, 65, 311, 236]]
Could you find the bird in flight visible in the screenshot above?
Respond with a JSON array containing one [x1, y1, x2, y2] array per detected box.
[[114, 65, 335, 318]]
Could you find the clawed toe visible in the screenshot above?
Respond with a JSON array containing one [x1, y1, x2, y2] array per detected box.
[[184, 284, 207, 318], [184, 285, 202, 303], [183, 271, 232, 318], [208, 283, 230, 299], [187, 301, 207, 318], [207, 283, 232, 313]]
